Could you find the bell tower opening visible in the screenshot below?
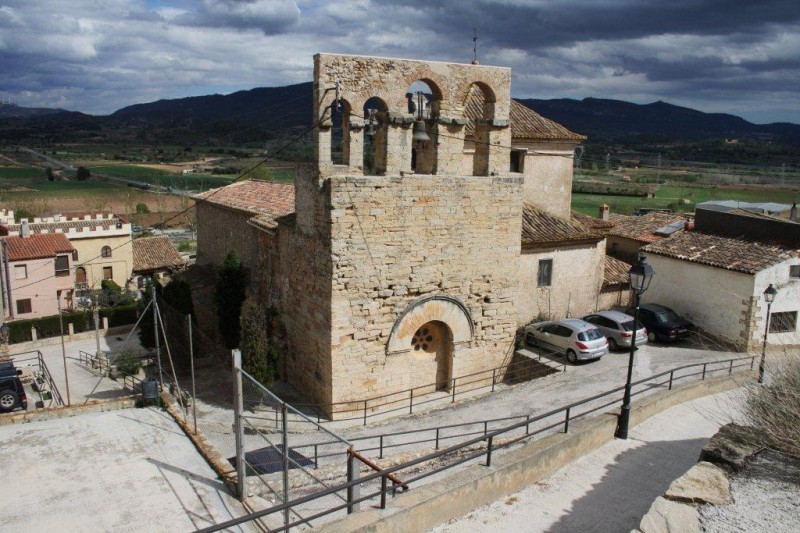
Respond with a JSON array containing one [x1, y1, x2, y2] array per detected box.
[[405, 80, 440, 174]]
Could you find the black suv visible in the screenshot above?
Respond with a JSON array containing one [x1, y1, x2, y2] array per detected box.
[[0, 374, 28, 413], [625, 303, 693, 343]]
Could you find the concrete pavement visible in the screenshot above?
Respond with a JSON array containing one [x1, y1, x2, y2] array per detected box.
[[0, 406, 254, 532], [430, 390, 745, 532]]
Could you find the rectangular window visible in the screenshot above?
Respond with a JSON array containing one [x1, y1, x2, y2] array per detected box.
[[55, 255, 70, 277], [537, 259, 553, 287], [14, 264, 27, 280], [770, 311, 797, 333], [510, 149, 525, 173], [16, 298, 32, 314], [103, 266, 113, 280], [791, 265, 800, 279]]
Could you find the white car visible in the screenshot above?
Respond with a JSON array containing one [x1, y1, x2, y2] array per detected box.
[[524, 318, 609, 364]]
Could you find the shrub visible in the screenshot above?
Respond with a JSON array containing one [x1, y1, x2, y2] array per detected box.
[[76, 166, 91, 181], [135, 203, 150, 214], [215, 250, 246, 349], [115, 350, 142, 377], [240, 302, 280, 387], [742, 357, 800, 458]]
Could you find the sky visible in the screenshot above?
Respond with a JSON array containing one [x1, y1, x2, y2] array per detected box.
[[1, 0, 799, 124]]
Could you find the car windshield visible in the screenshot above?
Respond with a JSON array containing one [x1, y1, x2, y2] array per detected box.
[[621, 320, 644, 331], [578, 329, 604, 341], [655, 309, 681, 323]]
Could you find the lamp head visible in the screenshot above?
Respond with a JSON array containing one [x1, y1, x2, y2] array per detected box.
[[629, 255, 655, 295]]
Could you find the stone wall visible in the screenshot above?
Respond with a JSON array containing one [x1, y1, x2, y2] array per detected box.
[[323, 174, 522, 404], [313, 54, 512, 179], [195, 202, 259, 271], [519, 141, 576, 219], [517, 241, 606, 325]]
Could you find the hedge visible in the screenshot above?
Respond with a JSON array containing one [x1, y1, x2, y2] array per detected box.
[[8, 303, 139, 344]]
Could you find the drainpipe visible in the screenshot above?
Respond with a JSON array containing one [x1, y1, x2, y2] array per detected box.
[[1, 240, 12, 318]]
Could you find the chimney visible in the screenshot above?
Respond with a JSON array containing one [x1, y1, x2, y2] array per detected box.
[[791, 203, 797, 222], [20, 219, 30, 238], [599, 203, 610, 221]]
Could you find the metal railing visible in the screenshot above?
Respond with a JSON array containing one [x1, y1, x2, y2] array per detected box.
[[198, 354, 755, 532], [10, 350, 65, 408], [291, 351, 565, 425], [78, 349, 154, 374]]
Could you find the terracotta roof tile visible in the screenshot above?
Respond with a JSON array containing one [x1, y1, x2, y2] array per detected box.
[[463, 87, 585, 141], [642, 231, 792, 274], [608, 212, 688, 243], [604, 255, 632, 287], [522, 203, 603, 247], [132, 236, 185, 273], [571, 210, 616, 232], [2, 233, 75, 261], [195, 180, 295, 220]]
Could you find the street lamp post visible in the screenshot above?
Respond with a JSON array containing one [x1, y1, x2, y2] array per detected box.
[[617, 255, 655, 440], [758, 284, 778, 384]]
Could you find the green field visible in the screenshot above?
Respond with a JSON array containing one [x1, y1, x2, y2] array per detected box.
[[572, 184, 800, 215], [0, 166, 46, 179]]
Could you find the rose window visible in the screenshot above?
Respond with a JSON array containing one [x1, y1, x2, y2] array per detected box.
[[411, 325, 436, 352]]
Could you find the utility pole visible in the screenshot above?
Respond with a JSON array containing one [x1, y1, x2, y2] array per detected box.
[[152, 282, 163, 388], [57, 297, 71, 405], [605, 153, 610, 171]]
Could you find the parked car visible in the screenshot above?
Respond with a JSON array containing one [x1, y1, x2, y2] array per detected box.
[[0, 374, 28, 413], [132, 225, 142, 233], [523, 318, 608, 364], [582, 310, 647, 351], [624, 303, 693, 343]]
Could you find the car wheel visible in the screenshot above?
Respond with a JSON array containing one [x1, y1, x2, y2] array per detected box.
[[566, 350, 578, 364], [608, 338, 618, 351], [525, 333, 537, 347], [0, 390, 18, 412], [647, 331, 657, 343]]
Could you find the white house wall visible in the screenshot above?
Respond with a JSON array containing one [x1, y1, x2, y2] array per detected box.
[[517, 241, 605, 325], [753, 258, 800, 346], [643, 254, 755, 346]]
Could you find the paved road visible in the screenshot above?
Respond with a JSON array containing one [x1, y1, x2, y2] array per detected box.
[[431, 390, 745, 533]]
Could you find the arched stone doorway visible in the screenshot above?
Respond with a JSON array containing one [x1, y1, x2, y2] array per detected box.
[[410, 320, 453, 391]]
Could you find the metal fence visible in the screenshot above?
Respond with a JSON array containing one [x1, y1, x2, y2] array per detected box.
[[291, 350, 565, 425], [9, 350, 65, 409], [233, 350, 354, 531], [203, 354, 755, 532]]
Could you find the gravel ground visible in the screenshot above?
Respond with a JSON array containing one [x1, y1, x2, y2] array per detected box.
[[699, 449, 800, 532]]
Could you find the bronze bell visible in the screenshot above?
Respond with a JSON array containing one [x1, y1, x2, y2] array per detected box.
[[412, 119, 430, 142]]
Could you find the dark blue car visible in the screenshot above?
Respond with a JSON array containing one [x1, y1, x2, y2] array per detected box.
[[625, 303, 693, 343]]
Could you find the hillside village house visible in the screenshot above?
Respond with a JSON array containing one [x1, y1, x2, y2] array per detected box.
[[606, 210, 690, 262], [642, 231, 800, 349], [0, 232, 75, 319], [131, 235, 186, 290], [0, 211, 133, 295], [193, 53, 618, 413]]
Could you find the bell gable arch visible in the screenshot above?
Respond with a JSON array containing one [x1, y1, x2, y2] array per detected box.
[[387, 295, 474, 355]]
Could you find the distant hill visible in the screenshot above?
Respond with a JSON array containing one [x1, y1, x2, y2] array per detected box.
[[3, 84, 800, 148], [112, 83, 312, 131], [0, 102, 66, 118], [516, 97, 800, 146]]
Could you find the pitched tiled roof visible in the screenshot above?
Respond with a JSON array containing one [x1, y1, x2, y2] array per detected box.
[[522, 203, 603, 248], [608, 212, 687, 243], [642, 231, 792, 274], [571, 210, 616, 232], [463, 86, 585, 141], [604, 255, 632, 287], [2, 233, 75, 261], [132, 236, 185, 273], [195, 180, 295, 219]]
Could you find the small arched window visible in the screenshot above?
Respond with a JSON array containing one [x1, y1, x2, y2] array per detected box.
[[101, 246, 112, 258]]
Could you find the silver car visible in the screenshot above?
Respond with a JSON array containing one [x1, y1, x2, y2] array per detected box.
[[523, 318, 608, 364], [582, 310, 648, 351]]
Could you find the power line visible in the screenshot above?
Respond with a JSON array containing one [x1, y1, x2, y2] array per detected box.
[[4, 122, 321, 295]]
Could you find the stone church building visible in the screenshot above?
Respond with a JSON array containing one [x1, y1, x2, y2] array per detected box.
[[196, 54, 607, 411]]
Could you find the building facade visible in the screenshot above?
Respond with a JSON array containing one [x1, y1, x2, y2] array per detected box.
[[1, 232, 75, 319]]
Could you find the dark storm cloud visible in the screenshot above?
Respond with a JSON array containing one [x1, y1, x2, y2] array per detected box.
[[0, 0, 798, 122], [174, 0, 300, 34]]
